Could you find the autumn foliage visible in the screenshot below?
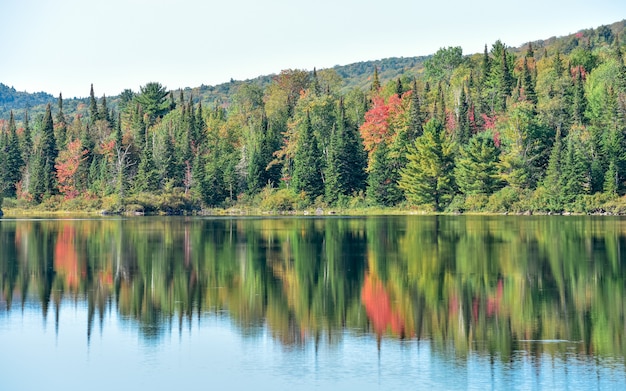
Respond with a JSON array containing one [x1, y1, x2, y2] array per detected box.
[[55, 138, 88, 199]]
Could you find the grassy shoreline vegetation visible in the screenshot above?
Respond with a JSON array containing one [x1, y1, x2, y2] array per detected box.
[[2, 21, 626, 217]]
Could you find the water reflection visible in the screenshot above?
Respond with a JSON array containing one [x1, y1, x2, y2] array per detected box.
[[1, 215, 626, 360]]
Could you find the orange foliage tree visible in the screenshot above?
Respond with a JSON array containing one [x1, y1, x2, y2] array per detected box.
[[55, 138, 88, 199]]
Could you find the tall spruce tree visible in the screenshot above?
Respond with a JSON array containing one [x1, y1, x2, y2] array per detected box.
[[408, 80, 424, 139], [31, 104, 58, 201], [399, 119, 455, 211], [457, 84, 471, 144], [367, 141, 402, 206], [55, 93, 67, 149], [521, 56, 537, 105], [292, 112, 323, 199], [3, 112, 23, 197], [89, 84, 98, 124], [454, 132, 501, 196], [325, 99, 367, 204]]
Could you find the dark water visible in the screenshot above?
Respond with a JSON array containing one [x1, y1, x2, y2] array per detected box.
[[1, 215, 626, 390]]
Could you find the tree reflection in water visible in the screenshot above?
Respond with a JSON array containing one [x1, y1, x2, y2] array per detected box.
[[1, 215, 625, 359]]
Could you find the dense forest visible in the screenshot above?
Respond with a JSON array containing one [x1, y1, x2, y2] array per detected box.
[[1, 21, 626, 214]]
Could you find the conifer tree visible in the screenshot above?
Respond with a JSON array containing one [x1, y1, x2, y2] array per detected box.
[[454, 132, 501, 196], [371, 67, 381, 92], [21, 109, 32, 164], [325, 99, 367, 204], [571, 67, 587, 125], [292, 112, 323, 199], [560, 134, 590, 206], [521, 56, 537, 105], [89, 84, 98, 124], [553, 51, 564, 77], [395, 78, 403, 97], [55, 93, 67, 149], [542, 130, 564, 211], [135, 137, 160, 193], [457, 84, 470, 144], [30, 104, 58, 201], [0, 130, 7, 196], [3, 111, 23, 197], [99, 94, 110, 124], [497, 47, 513, 112], [399, 119, 455, 211], [481, 44, 491, 84], [408, 80, 423, 139], [367, 141, 402, 206]]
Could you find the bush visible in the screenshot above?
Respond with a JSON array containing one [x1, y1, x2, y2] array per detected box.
[[464, 194, 489, 212], [259, 188, 299, 211], [486, 187, 520, 212], [446, 195, 466, 213]]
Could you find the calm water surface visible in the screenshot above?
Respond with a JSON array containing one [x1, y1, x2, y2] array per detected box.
[[1, 215, 626, 390]]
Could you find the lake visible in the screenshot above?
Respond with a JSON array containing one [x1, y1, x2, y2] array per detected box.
[[1, 215, 626, 390]]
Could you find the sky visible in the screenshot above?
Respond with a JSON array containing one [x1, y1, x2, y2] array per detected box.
[[1, 0, 625, 99]]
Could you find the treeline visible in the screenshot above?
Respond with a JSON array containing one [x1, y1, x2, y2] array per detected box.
[[1, 25, 626, 213]]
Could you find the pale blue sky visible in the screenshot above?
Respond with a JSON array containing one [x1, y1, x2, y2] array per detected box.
[[1, 0, 624, 98]]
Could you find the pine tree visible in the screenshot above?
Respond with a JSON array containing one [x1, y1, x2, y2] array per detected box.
[[89, 84, 98, 124], [311, 67, 322, 96], [3, 111, 23, 197], [399, 119, 455, 211], [542, 130, 564, 211], [481, 44, 491, 84], [497, 47, 513, 112], [55, 93, 67, 149], [560, 134, 590, 206], [395, 78, 403, 97], [454, 132, 501, 196], [21, 109, 32, 164], [526, 42, 534, 58], [135, 137, 160, 193], [292, 112, 323, 199], [521, 56, 537, 105], [99, 94, 110, 124], [0, 130, 7, 196], [30, 104, 58, 201], [604, 160, 618, 196], [367, 141, 402, 206], [325, 99, 367, 204], [408, 80, 423, 139], [457, 84, 470, 144], [553, 51, 564, 77], [571, 67, 587, 125], [371, 66, 381, 92]]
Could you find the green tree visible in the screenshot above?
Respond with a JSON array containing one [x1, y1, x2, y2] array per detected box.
[[134, 140, 160, 193], [325, 99, 367, 204], [366, 141, 402, 206], [521, 57, 537, 105], [456, 84, 471, 144], [55, 93, 67, 149], [424, 46, 464, 83], [89, 84, 98, 124], [3, 111, 23, 197], [399, 119, 455, 211], [30, 104, 58, 201], [542, 130, 564, 211], [560, 130, 591, 206], [135, 82, 170, 126], [292, 112, 323, 200], [454, 131, 501, 196]]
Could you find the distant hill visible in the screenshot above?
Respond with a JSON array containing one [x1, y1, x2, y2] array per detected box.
[[1, 19, 625, 122], [0, 83, 56, 119]]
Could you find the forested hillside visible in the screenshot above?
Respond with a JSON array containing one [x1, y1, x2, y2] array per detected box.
[[1, 20, 626, 214]]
